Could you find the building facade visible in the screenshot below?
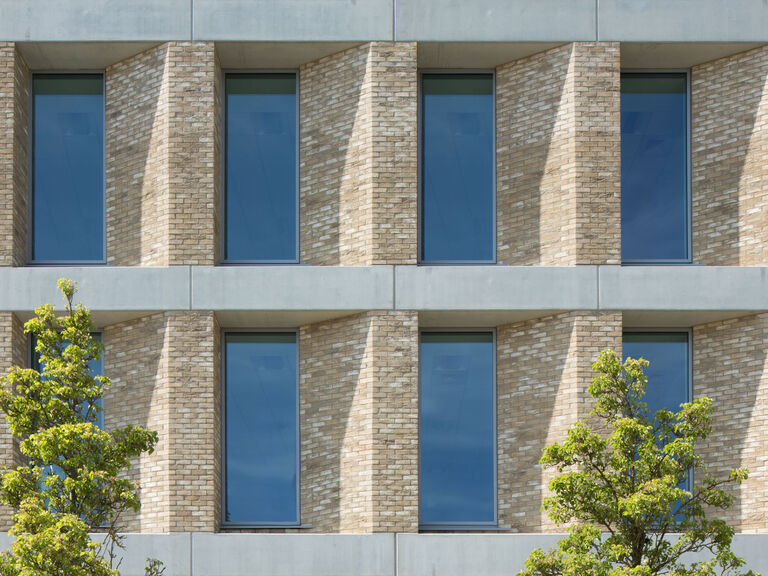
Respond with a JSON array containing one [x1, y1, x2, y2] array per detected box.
[[0, 0, 767, 573]]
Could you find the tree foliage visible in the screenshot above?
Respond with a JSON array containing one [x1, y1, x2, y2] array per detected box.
[[518, 349, 758, 576], [0, 279, 160, 576]]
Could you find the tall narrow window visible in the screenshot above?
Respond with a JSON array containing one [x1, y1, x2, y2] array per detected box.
[[224, 333, 298, 526], [623, 332, 690, 490], [421, 74, 494, 263], [225, 74, 297, 262], [420, 332, 495, 527], [32, 74, 104, 263], [621, 73, 689, 262]]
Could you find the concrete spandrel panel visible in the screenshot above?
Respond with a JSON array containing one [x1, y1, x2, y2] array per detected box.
[[0, 0, 191, 41], [598, 266, 768, 311], [395, 266, 598, 311], [194, 0, 393, 41], [395, 0, 596, 41], [599, 0, 768, 41], [107, 534, 191, 576], [192, 533, 395, 576]]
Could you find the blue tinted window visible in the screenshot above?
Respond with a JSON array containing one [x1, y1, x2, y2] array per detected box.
[[225, 74, 297, 262], [421, 75, 494, 262], [32, 75, 104, 262], [621, 74, 688, 261], [624, 332, 690, 490], [420, 333, 495, 525], [225, 333, 298, 525]]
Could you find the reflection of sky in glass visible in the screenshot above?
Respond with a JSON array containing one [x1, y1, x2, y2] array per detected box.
[[422, 75, 494, 262], [420, 333, 495, 524], [624, 333, 690, 491], [621, 74, 687, 261], [33, 75, 103, 262], [225, 334, 297, 524], [226, 75, 297, 261]]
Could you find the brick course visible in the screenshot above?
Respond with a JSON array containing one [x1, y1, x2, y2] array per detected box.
[[692, 45, 768, 265], [0, 313, 25, 528]]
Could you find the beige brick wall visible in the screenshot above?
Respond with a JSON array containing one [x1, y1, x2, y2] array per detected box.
[[104, 312, 218, 532], [694, 313, 768, 532], [300, 42, 417, 265], [106, 42, 217, 266], [496, 42, 620, 265], [692, 45, 768, 265], [0, 313, 25, 528], [0, 43, 28, 267], [497, 311, 622, 532], [299, 311, 418, 532]]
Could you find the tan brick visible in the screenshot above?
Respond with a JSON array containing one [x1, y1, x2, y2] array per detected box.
[[496, 42, 621, 265], [692, 45, 768, 265]]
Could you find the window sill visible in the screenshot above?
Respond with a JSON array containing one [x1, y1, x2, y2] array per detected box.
[[419, 525, 507, 532]]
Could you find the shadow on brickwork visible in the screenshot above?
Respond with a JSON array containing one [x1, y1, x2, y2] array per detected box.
[[496, 45, 571, 265], [693, 313, 768, 531], [299, 45, 368, 266], [496, 314, 574, 532], [692, 45, 768, 265]]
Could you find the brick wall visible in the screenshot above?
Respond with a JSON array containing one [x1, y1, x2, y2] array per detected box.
[[496, 42, 620, 265], [104, 312, 218, 532], [692, 45, 768, 265], [106, 42, 217, 266], [0, 43, 28, 267], [300, 43, 417, 265], [694, 313, 768, 532], [0, 313, 25, 528], [299, 311, 418, 532], [497, 311, 622, 531]]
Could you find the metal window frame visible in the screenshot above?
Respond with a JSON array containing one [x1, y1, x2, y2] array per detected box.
[[620, 69, 693, 265], [220, 71, 301, 265], [220, 329, 302, 529], [28, 71, 107, 266], [622, 328, 694, 498], [418, 328, 499, 531], [417, 71, 497, 266]]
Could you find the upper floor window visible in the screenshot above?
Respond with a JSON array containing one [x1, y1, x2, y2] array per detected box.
[[420, 74, 495, 263], [32, 74, 104, 263], [621, 73, 689, 262], [224, 74, 298, 263], [623, 332, 690, 491], [420, 332, 496, 528], [223, 332, 299, 526]]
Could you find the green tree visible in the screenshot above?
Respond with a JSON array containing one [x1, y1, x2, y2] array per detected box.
[[518, 349, 758, 576], [0, 279, 160, 576]]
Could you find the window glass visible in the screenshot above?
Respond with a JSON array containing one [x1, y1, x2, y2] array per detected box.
[[621, 73, 688, 261], [32, 75, 104, 262], [224, 333, 298, 525], [623, 332, 690, 490], [421, 74, 494, 262], [420, 332, 495, 526], [225, 74, 297, 262]]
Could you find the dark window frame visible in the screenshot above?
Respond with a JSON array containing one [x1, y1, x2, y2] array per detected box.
[[220, 330, 302, 529], [28, 72, 107, 265], [221, 71, 300, 265], [418, 71, 497, 266], [418, 329, 499, 531], [620, 70, 692, 265]]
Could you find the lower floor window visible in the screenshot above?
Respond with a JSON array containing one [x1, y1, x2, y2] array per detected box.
[[419, 332, 496, 527], [224, 332, 299, 526]]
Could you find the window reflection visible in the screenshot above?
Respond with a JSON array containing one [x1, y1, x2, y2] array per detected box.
[[225, 74, 297, 262], [420, 332, 495, 526], [621, 73, 688, 261], [421, 75, 494, 262], [224, 333, 298, 525], [32, 75, 104, 262]]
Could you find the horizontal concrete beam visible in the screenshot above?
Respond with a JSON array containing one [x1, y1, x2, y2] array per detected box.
[[1, 265, 766, 328], [1, 532, 765, 575], [2, 0, 768, 43]]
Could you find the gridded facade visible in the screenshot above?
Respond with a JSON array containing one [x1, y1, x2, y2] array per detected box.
[[0, 1, 768, 572]]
